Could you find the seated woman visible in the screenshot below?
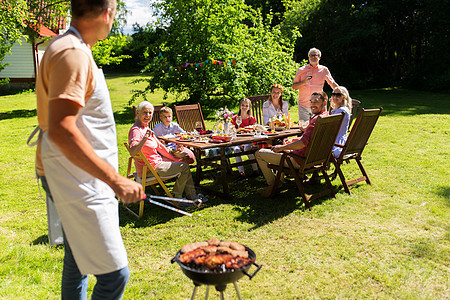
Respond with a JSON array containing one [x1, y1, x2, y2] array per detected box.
[[262, 83, 289, 125], [330, 86, 351, 157], [128, 101, 204, 201]]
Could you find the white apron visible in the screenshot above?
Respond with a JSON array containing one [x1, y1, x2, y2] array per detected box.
[[41, 56, 127, 274]]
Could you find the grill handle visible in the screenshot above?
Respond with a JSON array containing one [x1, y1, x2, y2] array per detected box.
[[242, 262, 262, 280]]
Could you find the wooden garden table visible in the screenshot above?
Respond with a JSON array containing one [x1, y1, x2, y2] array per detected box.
[[160, 129, 303, 198]]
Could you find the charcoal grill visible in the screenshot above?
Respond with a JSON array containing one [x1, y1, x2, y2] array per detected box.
[[171, 246, 262, 299]]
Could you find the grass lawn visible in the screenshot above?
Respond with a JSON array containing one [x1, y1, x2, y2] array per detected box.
[[0, 74, 448, 299]]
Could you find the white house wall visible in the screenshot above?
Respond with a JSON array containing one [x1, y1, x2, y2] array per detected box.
[[0, 37, 35, 79]]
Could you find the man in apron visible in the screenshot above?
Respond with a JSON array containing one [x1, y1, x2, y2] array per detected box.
[[36, 0, 143, 298]]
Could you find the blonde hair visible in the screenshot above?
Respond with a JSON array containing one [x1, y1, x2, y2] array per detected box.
[[159, 106, 173, 116], [331, 86, 352, 112]]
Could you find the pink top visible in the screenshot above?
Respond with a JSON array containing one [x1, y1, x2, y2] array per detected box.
[[128, 125, 165, 177], [293, 64, 337, 107], [231, 115, 256, 128]]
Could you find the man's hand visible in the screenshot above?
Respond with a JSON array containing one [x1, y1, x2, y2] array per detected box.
[[271, 145, 285, 153], [112, 176, 144, 204]]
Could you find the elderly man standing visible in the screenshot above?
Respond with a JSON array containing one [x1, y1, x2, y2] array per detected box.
[[36, 0, 143, 298], [255, 91, 329, 197], [292, 48, 338, 122]]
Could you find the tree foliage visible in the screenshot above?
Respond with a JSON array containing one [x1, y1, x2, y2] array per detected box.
[[282, 0, 450, 91], [110, 0, 128, 35], [0, 0, 29, 76], [132, 0, 300, 108], [92, 35, 131, 68]]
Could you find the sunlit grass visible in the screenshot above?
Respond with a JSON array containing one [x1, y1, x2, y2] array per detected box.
[[0, 75, 448, 299]]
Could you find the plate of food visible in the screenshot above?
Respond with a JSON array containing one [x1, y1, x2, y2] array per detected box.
[[177, 133, 193, 141], [264, 131, 278, 135], [211, 134, 233, 142]]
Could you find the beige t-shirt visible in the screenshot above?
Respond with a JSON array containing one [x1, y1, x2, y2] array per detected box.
[[35, 32, 96, 176]]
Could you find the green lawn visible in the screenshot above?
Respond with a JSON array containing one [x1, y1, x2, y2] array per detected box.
[[0, 74, 448, 299]]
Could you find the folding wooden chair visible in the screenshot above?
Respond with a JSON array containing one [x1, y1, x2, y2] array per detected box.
[[124, 142, 180, 218], [331, 108, 382, 194], [349, 99, 361, 128], [133, 104, 166, 129], [174, 103, 206, 132], [247, 94, 269, 125], [267, 113, 345, 209]]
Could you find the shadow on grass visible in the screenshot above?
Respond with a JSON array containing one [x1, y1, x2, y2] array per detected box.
[[434, 186, 450, 205], [350, 89, 450, 117], [0, 109, 37, 120], [114, 106, 134, 125], [229, 178, 337, 230], [118, 169, 345, 229], [119, 201, 205, 228], [32, 234, 49, 245]]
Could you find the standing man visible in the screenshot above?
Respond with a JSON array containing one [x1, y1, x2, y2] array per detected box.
[[36, 0, 143, 298], [292, 48, 338, 122], [255, 91, 329, 197]]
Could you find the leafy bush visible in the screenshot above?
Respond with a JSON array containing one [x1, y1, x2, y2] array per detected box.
[[92, 35, 131, 68]]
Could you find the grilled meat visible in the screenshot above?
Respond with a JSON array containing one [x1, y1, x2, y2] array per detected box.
[[179, 248, 206, 264], [207, 238, 221, 246], [181, 241, 208, 253], [225, 256, 254, 269]]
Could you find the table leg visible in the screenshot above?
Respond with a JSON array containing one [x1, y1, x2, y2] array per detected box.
[[194, 149, 202, 185], [219, 147, 229, 197]]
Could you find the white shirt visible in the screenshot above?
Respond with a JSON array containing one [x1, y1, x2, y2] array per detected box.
[[262, 100, 289, 125]]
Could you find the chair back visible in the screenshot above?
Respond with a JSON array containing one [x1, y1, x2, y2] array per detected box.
[[329, 99, 361, 130], [349, 99, 361, 128], [124, 142, 159, 180], [247, 94, 269, 125], [174, 103, 206, 132], [340, 108, 382, 158], [303, 113, 345, 169]]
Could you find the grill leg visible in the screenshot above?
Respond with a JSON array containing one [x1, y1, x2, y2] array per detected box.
[[190, 284, 198, 300], [205, 285, 209, 300], [233, 281, 243, 300]]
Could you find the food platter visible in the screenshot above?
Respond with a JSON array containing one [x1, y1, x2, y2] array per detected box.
[[264, 131, 278, 136], [236, 133, 254, 137]]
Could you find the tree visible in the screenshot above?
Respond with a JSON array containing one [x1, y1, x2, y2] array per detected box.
[[110, 0, 129, 35], [282, 0, 450, 90], [132, 0, 300, 109], [0, 0, 29, 80]]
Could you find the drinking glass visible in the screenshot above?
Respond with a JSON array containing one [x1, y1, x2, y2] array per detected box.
[[195, 121, 203, 133], [306, 71, 313, 86], [236, 116, 242, 128]]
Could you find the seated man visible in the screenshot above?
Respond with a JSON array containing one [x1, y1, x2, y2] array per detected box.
[[153, 106, 195, 164], [255, 91, 329, 197]]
